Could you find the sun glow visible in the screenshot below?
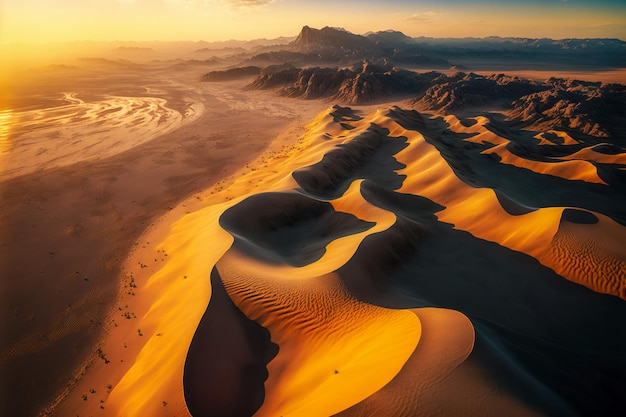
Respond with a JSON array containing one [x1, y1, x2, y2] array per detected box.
[[1, 0, 625, 44], [0, 110, 12, 155]]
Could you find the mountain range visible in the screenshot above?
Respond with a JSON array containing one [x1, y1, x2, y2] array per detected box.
[[232, 26, 626, 69], [200, 27, 625, 140]]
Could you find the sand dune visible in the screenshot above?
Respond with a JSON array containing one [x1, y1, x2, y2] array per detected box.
[[550, 210, 626, 298], [49, 100, 626, 417], [335, 309, 544, 417], [482, 142, 607, 184], [184, 267, 278, 417], [215, 250, 422, 417], [0, 63, 327, 416]]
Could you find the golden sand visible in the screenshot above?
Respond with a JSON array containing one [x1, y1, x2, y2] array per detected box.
[[44, 103, 625, 416]]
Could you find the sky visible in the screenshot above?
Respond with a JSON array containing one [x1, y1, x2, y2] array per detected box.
[[1, 0, 625, 44]]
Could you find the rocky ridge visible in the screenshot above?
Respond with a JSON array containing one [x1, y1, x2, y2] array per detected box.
[[245, 65, 625, 137]]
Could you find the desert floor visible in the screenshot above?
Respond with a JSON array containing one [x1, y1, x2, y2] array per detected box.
[[0, 61, 329, 416]]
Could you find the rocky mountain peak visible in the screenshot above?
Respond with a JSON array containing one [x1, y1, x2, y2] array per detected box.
[[291, 25, 374, 52]]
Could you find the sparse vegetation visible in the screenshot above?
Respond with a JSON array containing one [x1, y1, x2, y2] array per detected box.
[[96, 348, 110, 364]]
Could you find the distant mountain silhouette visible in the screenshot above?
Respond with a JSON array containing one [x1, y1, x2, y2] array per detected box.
[[410, 35, 626, 68], [291, 26, 374, 52], [366, 30, 417, 46], [244, 26, 452, 68], [199, 25, 625, 138], [250, 26, 626, 68], [188, 26, 625, 71]]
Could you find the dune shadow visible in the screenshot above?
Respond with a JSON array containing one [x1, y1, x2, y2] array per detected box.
[[191, 104, 625, 416], [560, 208, 599, 224], [329, 104, 363, 123], [219, 192, 374, 267], [388, 107, 626, 225], [336, 181, 626, 416], [494, 189, 536, 216], [292, 123, 408, 200], [183, 268, 278, 417]]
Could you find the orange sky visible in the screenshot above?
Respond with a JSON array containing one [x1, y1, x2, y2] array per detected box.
[[1, 0, 625, 44]]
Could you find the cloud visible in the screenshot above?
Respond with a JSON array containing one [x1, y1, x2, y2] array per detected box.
[[406, 10, 444, 23], [162, 0, 275, 6], [221, 0, 274, 5]]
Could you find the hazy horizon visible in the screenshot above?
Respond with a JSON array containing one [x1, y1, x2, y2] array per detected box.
[[2, 0, 625, 45]]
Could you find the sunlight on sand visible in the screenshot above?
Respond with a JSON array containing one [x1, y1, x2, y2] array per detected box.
[[106, 207, 234, 416], [101, 106, 427, 417], [0, 109, 12, 154], [55, 103, 625, 417], [2, 94, 202, 180], [219, 252, 422, 417]]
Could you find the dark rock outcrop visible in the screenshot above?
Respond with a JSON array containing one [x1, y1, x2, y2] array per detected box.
[[508, 79, 626, 137], [200, 66, 261, 81], [245, 67, 302, 90], [411, 72, 547, 113], [246, 62, 438, 104], [247, 63, 625, 139]]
